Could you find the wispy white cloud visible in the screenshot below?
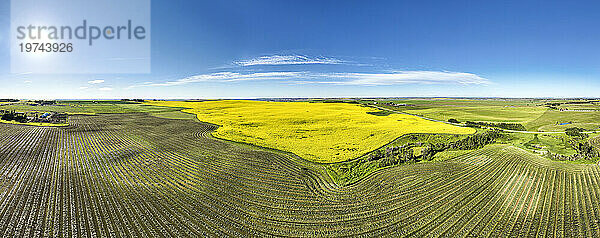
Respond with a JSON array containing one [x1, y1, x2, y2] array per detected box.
[[235, 55, 344, 66], [79, 86, 89, 90], [134, 70, 489, 87], [313, 71, 490, 85], [137, 72, 304, 87], [23, 80, 32, 84], [98, 87, 113, 91], [88, 79, 105, 84]]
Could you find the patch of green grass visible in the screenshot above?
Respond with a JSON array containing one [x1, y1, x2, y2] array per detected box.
[[326, 159, 381, 186], [526, 110, 600, 131], [498, 132, 577, 156], [365, 110, 393, 116], [538, 122, 600, 132]]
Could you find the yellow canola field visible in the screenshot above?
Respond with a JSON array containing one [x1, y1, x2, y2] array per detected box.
[[146, 100, 475, 163]]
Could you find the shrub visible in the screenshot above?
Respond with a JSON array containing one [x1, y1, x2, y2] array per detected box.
[[565, 127, 585, 137]]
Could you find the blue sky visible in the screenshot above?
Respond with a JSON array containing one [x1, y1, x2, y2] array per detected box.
[[1, 0, 600, 99]]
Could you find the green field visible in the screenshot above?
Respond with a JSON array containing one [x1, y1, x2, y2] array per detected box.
[[1, 98, 600, 236], [373, 99, 545, 123], [526, 110, 600, 131], [368, 98, 600, 132], [405, 106, 546, 124]]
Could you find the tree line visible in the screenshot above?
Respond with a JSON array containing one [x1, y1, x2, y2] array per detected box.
[[0, 99, 18, 102], [447, 118, 526, 131], [465, 121, 527, 131], [1, 111, 27, 123], [369, 130, 502, 168]]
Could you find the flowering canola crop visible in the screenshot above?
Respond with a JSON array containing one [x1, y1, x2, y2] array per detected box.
[[146, 100, 475, 163]]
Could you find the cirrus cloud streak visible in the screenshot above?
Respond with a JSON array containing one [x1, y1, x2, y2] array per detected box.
[[235, 55, 345, 66], [88, 79, 105, 84], [314, 71, 489, 85], [135, 70, 489, 88]]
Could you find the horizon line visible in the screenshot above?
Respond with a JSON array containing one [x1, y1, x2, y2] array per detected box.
[[6, 96, 600, 101]]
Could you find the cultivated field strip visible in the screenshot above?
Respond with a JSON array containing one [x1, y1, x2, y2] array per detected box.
[[590, 136, 600, 156], [0, 114, 599, 237]]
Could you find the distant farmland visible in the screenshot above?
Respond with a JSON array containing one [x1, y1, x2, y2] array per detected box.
[[2, 99, 600, 237], [1, 113, 600, 236]]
